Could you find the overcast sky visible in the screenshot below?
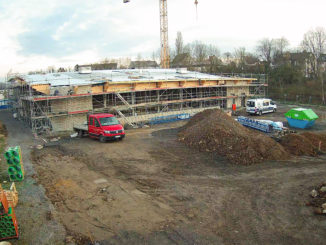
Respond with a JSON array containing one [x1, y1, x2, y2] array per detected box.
[[0, 0, 325, 77]]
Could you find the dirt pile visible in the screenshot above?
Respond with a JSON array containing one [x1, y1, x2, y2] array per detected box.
[[279, 134, 318, 156], [179, 109, 289, 165], [307, 183, 326, 215], [301, 132, 326, 152], [279, 132, 326, 156]]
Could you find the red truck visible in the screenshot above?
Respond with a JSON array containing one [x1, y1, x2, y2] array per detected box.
[[73, 113, 125, 142]]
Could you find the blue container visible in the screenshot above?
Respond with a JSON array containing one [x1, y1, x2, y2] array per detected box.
[[286, 117, 316, 129]]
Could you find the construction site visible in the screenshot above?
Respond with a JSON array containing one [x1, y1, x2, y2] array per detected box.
[[1, 0, 326, 244], [0, 102, 326, 244], [7, 68, 265, 133], [4, 68, 326, 245]]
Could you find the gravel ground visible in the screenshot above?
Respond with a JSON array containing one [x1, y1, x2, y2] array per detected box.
[[0, 111, 66, 244]]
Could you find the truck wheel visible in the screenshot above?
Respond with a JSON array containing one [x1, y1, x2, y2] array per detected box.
[[273, 108, 276, 112], [259, 111, 262, 116], [99, 135, 106, 143], [77, 130, 83, 138]]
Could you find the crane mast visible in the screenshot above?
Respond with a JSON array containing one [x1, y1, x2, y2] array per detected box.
[[123, 0, 198, 69], [160, 0, 170, 68]]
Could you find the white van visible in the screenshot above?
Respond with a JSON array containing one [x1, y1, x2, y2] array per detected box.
[[246, 98, 277, 115]]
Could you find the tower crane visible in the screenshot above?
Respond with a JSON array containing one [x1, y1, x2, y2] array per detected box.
[[123, 0, 198, 69]]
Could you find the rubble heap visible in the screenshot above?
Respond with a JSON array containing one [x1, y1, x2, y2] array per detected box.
[[307, 183, 326, 215]]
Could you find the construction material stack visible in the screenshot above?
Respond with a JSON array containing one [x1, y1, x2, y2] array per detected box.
[[237, 116, 272, 133], [0, 187, 18, 240], [4, 147, 24, 182]]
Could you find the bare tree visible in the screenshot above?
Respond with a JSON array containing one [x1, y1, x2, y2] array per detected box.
[[301, 27, 326, 77], [192, 41, 207, 62], [301, 27, 326, 104], [256, 38, 274, 71], [207, 44, 220, 58], [273, 37, 289, 56], [175, 31, 184, 56], [224, 52, 232, 62], [183, 43, 193, 55], [234, 47, 246, 70]]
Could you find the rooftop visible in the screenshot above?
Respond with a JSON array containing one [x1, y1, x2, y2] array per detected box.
[[15, 69, 250, 87]]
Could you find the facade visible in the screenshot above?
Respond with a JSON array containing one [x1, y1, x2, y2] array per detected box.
[[8, 68, 266, 133]]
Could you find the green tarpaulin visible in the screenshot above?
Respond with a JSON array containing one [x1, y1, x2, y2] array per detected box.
[[284, 108, 319, 121]]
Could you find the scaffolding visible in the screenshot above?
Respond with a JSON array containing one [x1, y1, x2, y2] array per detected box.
[[6, 71, 267, 134]]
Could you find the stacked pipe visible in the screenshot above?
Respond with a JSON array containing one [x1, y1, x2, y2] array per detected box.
[[0, 189, 18, 240], [4, 146, 24, 182]]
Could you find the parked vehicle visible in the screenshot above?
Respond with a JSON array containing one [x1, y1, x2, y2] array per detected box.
[[73, 113, 125, 142], [246, 98, 277, 116]]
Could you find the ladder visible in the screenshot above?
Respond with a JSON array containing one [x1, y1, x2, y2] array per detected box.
[[115, 109, 136, 128], [115, 92, 132, 109]]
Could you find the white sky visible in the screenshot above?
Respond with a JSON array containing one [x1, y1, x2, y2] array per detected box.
[[0, 0, 325, 77]]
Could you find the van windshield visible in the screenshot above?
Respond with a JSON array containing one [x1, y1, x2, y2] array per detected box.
[[99, 117, 120, 126], [247, 101, 255, 107]]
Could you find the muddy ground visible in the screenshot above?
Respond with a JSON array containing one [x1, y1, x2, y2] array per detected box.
[[1, 104, 326, 244], [28, 104, 326, 244]]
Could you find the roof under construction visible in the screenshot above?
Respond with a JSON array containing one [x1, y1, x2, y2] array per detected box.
[[17, 69, 245, 87]]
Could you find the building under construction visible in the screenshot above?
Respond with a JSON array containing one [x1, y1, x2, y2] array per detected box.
[[8, 68, 266, 133]]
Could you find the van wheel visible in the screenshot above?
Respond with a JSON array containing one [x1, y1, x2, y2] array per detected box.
[[99, 135, 106, 143], [273, 108, 276, 112], [259, 111, 262, 116]]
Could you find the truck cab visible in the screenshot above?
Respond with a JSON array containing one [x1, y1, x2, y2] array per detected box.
[[246, 98, 277, 116], [88, 114, 125, 142]]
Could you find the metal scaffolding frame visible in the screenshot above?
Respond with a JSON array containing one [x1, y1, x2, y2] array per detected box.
[[6, 73, 266, 134]]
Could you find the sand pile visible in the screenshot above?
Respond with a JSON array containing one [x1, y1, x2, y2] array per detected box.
[[179, 109, 289, 165]]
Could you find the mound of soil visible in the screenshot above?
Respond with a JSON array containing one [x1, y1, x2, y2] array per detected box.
[[179, 109, 289, 165], [301, 132, 326, 152], [279, 134, 318, 156], [279, 132, 326, 156]]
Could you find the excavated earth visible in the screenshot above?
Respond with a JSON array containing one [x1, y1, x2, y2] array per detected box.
[[178, 109, 286, 165], [179, 109, 326, 164]]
